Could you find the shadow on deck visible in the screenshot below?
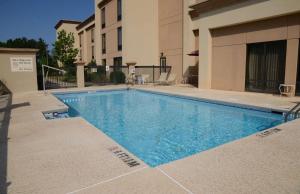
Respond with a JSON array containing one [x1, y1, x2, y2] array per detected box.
[[0, 82, 30, 194]]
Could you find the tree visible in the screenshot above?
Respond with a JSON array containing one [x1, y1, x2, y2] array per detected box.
[[53, 30, 78, 79]]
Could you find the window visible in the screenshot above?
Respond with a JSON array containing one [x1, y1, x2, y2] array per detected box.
[[91, 28, 94, 43], [102, 59, 106, 66], [79, 49, 82, 61], [92, 46, 95, 59], [101, 8, 106, 28], [113, 57, 122, 70], [117, 0, 122, 21], [117, 27, 122, 51], [102, 33, 106, 54], [79, 33, 83, 47]]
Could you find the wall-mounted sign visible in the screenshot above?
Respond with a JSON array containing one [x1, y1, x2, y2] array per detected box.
[[10, 57, 33, 72], [106, 65, 110, 72]]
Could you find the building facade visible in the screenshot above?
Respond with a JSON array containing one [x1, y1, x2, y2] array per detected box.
[[55, 0, 300, 95], [189, 0, 300, 95]]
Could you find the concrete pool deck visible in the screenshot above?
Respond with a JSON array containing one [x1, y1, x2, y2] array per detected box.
[[1, 85, 300, 193]]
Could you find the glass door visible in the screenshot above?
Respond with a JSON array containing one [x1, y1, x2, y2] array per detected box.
[[245, 40, 286, 94]]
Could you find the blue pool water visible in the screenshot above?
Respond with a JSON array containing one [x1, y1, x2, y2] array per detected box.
[[55, 89, 283, 167]]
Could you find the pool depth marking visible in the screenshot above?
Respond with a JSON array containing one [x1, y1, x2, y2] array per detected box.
[[257, 128, 282, 138], [108, 146, 140, 167]]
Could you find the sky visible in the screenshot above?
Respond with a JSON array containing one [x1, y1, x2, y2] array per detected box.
[[0, 0, 94, 49]]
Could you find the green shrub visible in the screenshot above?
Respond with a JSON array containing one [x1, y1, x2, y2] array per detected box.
[[85, 65, 108, 83], [110, 71, 125, 84], [90, 73, 108, 82]]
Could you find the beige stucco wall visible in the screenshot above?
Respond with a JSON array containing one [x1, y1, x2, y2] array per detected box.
[[191, 0, 300, 89], [77, 23, 95, 64], [95, 0, 122, 66], [159, 0, 183, 80], [0, 50, 38, 93], [103, 0, 122, 65], [210, 13, 300, 92], [122, 0, 159, 66]]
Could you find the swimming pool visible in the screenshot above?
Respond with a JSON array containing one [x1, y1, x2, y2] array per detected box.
[[55, 89, 283, 167]]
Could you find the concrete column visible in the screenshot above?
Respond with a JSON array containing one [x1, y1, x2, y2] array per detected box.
[[77, 65, 85, 88], [198, 28, 212, 89], [285, 39, 299, 95]]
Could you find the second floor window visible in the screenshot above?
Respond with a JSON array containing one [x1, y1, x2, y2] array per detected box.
[[91, 28, 94, 43], [117, 0, 122, 21], [117, 27, 122, 51], [101, 8, 106, 28], [102, 33, 106, 54], [92, 46, 95, 59], [79, 33, 83, 47], [79, 49, 82, 61]]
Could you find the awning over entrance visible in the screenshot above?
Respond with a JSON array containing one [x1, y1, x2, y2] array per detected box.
[[187, 50, 199, 56]]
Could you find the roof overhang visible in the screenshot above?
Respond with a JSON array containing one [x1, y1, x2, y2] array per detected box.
[[0, 48, 39, 53], [189, 0, 250, 19], [187, 50, 199, 56], [55, 20, 81, 30], [76, 14, 95, 31], [98, 0, 112, 9]]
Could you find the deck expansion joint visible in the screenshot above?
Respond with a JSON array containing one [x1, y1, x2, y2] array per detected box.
[[66, 166, 148, 194], [157, 167, 194, 194]]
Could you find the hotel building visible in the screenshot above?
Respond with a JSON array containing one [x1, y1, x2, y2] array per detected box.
[[55, 0, 300, 95]]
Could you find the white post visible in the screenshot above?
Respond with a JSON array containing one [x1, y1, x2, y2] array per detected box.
[[42, 64, 46, 94]]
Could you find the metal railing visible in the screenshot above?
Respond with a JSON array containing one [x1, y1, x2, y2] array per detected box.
[[284, 102, 300, 122], [42, 64, 77, 92], [84, 65, 172, 86]]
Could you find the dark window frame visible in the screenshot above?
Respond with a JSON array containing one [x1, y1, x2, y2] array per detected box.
[[91, 28, 95, 43], [101, 7, 106, 28], [79, 33, 83, 47], [102, 59, 106, 66], [117, 27, 122, 51], [117, 0, 122, 21], [92, 45, 95, 60], [113, 57, 122, 70], [102, 33, 106, 54], [79, 49, 82, 61]]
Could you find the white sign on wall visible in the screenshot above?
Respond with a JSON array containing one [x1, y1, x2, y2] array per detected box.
[[106, 65, 110, 72], [10, 57, 33, 72]]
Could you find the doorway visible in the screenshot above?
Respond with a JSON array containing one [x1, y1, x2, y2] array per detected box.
[[245, 40, 286, 94]]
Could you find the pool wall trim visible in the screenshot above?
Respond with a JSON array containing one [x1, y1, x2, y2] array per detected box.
[[51, 88, 127, 96], [52, 87, 285, 115], [133, 88, 286, 114]]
